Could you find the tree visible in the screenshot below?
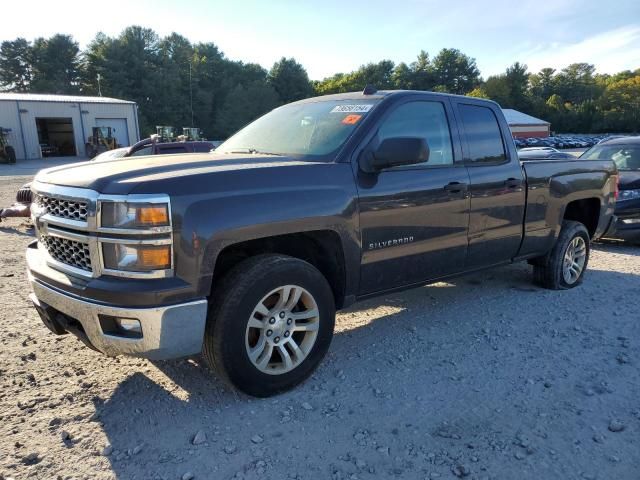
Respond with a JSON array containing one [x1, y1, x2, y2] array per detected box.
[[392, 62, 413, 89], [599, 75, 640, 131], [214, 81, 279, 137], [313, 60, 395, 94], [529, 68, 556, 100], [268, 57, 313, 104], [0, 38, 32, 91], [504, 62, 530, 111], [466, 87, 489, 99], [30, 34, 81, 94], [555, 63, 599, 105], [83, 27, 161, 134], [431, 48, 480, 94], [546, 93, 564, 111], [410, 50, 433, 90], [482, 75, 511, 106], [4, 28, 640, 137]]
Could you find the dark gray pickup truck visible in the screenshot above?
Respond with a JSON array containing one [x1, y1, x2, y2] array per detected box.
[[27, 89, 617, 396]]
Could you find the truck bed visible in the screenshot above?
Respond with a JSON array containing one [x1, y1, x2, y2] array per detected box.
[[519, 158, 617, 257]]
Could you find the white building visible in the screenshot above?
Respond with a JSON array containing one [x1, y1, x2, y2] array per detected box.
[[502, 108, 551, 139], [0, 93, 140, 161]]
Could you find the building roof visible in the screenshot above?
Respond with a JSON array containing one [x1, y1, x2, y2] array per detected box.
[[502, 108, 550, 126], [0, 92, 135, 104]]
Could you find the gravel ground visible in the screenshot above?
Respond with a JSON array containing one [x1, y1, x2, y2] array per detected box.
[[0, 175, 638, 480]]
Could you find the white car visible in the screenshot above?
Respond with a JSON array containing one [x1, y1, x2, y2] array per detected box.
[[92, 147, 129, 162], [519, 146, 559, 153]]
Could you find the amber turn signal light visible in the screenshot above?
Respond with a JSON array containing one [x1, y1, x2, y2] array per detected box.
[[136, 205, 169, 226]]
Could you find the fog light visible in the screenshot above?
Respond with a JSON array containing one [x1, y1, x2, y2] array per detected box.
[[622, 218, 640, 224], [116, 318, 142, 335], [99, 314, 142, 338]]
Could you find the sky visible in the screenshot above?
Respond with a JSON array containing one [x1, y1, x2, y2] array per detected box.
[[3, 0, 640, 80]]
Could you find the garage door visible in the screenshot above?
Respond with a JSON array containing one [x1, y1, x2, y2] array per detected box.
[[95, 118, 130, 147]]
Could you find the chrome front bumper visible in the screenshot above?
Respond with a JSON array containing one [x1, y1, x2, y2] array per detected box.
[[29, 274, 208, 360]]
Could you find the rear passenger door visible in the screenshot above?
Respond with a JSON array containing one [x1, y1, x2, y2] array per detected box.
[[452, 100, 526, 268]]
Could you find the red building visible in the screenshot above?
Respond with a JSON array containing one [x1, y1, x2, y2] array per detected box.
[[502, 109, 550, 138]]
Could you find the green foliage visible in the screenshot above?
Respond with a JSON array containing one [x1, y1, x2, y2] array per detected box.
[[30, 34, 81, 94], [430, 48, 480, 94], [268, 57, 313, 104], [0, 27, 637, 136], [0, 38, 32, 92], [466, 87, 489, 99]]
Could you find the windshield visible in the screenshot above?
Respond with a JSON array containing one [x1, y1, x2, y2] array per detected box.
[[217, 99, 378, 160], [582, 144, 640, 170]]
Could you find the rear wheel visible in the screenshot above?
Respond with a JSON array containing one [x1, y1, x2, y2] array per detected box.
[[5, 146, 16, 164], [532, 220, 590, 289], [203, 254, 335, 397]]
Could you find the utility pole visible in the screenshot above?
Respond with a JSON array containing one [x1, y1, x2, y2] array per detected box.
[[97, 74, 102, 97], [189, 63, 194, 127]]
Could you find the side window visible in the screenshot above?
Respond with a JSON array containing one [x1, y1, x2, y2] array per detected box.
[[459, 104, 506, 164], [378, 101, 454, 167]]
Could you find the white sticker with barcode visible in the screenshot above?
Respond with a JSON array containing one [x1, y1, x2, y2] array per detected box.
[[330, 104, 373, 113]]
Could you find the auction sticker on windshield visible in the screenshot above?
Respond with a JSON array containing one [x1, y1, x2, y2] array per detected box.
[[341, 114, 362, 125], [331, 104, 374, 113]]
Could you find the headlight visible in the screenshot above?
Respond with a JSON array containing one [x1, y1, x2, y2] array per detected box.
[[619, 189, 640, 201], [102, 243, 172, 272], [101, 201, 170, 229]]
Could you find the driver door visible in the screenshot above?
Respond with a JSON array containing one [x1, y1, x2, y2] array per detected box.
[[355, 96, 470, 295]]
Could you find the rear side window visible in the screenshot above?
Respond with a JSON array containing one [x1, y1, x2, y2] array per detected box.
[[378, 101, 454, 167], [459, 104, 506, 164]]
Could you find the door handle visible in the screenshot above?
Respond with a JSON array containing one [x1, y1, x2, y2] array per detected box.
[[504, 178, 521, 189], [444, 182, 468, 194]]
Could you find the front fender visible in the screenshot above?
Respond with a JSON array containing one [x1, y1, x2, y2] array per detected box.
[[170, 163, 361, 301]]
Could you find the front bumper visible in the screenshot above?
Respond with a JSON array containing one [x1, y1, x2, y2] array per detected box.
[[604, 200, 640, 241], [29, 274, 208, 360]]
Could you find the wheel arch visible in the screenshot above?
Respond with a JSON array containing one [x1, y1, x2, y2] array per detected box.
[[208, 230, 351, 309], [561, 197, 601, 239]]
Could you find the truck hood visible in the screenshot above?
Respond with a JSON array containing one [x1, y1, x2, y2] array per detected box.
[[34, 153, 312, 194]]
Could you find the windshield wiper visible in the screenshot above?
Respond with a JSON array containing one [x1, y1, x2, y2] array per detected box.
[[226, 148, 282, 156]]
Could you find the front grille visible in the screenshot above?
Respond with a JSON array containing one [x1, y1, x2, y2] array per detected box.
[[41, 235, 92, 272], [36, 194, 88, 222]]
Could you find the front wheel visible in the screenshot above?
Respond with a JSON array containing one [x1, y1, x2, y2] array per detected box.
[[203, 254, 335, 397], [532, 220, 590, 290]]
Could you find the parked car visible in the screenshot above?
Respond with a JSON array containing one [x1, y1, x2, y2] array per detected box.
[[519, 146, 559, 153], [93, 137, 215, 161], [582, 136, 640, 243], [27, 89, 616, 396], [518, 150, 575, 160]]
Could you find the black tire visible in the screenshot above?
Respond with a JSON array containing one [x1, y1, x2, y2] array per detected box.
[[85, 143, 97, 158], [203, 254, 335, 397], [532, 220, 590, 290], [5, 146, 16, 164], [16, 183, 32, 204]]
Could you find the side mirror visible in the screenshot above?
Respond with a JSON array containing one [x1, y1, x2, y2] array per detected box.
[[360, 137, 429, 173]]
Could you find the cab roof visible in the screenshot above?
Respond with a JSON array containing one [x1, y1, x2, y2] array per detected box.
[[292, 89, 497, 105]]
